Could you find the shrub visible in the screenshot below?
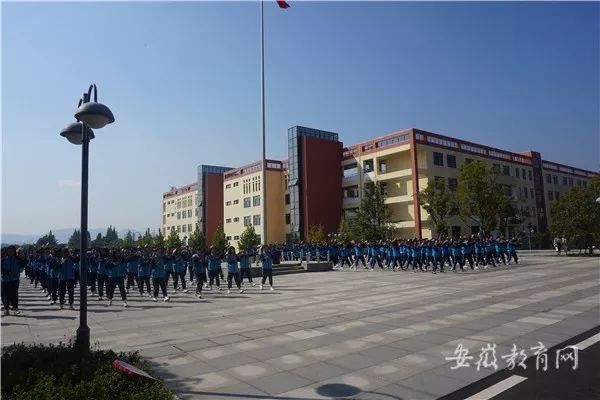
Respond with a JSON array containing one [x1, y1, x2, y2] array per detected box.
[[1, 341, 172, 400]]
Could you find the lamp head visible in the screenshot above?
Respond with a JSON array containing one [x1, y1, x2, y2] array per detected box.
[[59, 122, 95, 145], [74, 101, 114, 129]]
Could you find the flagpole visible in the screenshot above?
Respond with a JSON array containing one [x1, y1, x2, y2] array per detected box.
[[260, 0, 267, 245]]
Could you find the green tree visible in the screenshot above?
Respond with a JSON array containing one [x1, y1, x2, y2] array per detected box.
[[153, 229, 165, 249], [498, 200, 530, 238], [188, 225, 207, 252], [306, 225, 326, 244], [138, 229, 154, 248], [237, 225, 261, 251], [165, 228, 182, 249], [550, 176, 600, 254], [91, 232, 103, 248], [212, 224, 228, 255], [67, 229, 81, 248], [418, 178, 458, 238], [36, 230, 58, 247], [457, 161, 507, 233], [123, 230, 135, 249], [352, 182, 391, 241], [337, 216, 353, 243]]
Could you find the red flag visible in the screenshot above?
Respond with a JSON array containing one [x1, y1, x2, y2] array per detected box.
[[276, 1, 290, 9]]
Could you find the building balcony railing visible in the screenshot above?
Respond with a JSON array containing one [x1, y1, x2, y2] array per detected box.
[[375, 169, 413, 181], [384, 194, 413, 204]]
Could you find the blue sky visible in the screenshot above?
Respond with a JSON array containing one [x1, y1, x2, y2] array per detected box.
[[2, 1, 599, 235]]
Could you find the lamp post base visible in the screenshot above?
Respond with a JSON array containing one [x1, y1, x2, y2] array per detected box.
[[75, 326, 90, 352]]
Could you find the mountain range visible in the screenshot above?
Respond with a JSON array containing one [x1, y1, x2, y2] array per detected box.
[[1, 228, 144, 245]]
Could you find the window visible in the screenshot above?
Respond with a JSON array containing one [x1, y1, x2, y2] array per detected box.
[[285, 194, 290, 205], [233, 217, 239, 222], [502, 165, 510, 176], [177, 212, 181, 220], [562, 176, 568, 185], [233, 199, 239, 205], [553, 175, 558, 184], [195, 208, 198, 217], [343, 163, 358, 178], [380, 183, 388, 196], [447, 178, 458, 189], [447, 155, 457, 168], [234, 236, 240, 240], [188, 210, 192, 218], [363, 159, 374, 172], [243, 216, 251, 226], [378, 160, 387, 173], [465, 158, 474, 164], [233, 182, 239, 187], [226, 236, 231, 240], [568, 178, 573, 186], [285, 214, 291, 224], [225, 184, 231, 189], [243, 197, 251, 208], [253, 214, 261, 226], [188, 224, 192, 232], [344, 185, 359, 198], [523, 187, 528, 198], [433, 152, 444, 166], [253, 195, 261, 207], [555, 191, 560, 200], [226, 218, 231, 223], [434, 176, 444, 189], [528, 170, 533, 180], [177, 199, 181, 209], [226, 201, 232, 206], [530, 188, 534, 198], [522, 169, 526, 180], [177, 225, 181, 232], [516, 167, 520, 178], [548, 191, 554, 200]]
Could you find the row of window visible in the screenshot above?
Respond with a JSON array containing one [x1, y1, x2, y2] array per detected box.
[[164, 209, 198, 220], [225, 215, 262, 226], [243, 176, 261, 195], [165, 224, 195, 233], [548, 191, 561, 201], [546, 174, 585, 188], [224, 182, 240, 189]]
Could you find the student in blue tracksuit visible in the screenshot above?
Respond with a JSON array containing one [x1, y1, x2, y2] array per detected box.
[[150, 251, 169, 301], [58, 249, 77, 310], [206, 247, 222, 291], [369, 242, 383, 270], [1, 245, 24, 316], [137, 252, 152, 296], [507, 239, 519, 264], [353, 242, 366, 269], [172, 250, 189, 293], [238, 248, 254, 287], [48, 249, 61, 305], [451, 241, 464, 271], [96, 252, 108, 301], [225, 247, 243, 294], [125, 252, 139, 293], [256, 245, 274, 290], [192, 251, 206, 298], [106, 253, 128, 307]]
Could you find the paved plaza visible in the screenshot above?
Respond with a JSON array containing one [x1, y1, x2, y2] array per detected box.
[[2, 253, 599, 399]]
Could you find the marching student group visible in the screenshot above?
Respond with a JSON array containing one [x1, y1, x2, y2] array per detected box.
[[1, 235, 519, 316]]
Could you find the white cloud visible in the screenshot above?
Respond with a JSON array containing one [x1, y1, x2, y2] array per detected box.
[[57, 179, 81, 188]]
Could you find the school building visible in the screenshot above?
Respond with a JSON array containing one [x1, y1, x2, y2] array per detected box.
[[162, 126, 596, 245]]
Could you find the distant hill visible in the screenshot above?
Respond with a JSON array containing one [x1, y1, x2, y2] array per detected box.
[[1, 228, 143, 246]]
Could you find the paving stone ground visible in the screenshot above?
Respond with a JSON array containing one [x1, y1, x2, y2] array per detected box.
[[2, 253, 598, 399]]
